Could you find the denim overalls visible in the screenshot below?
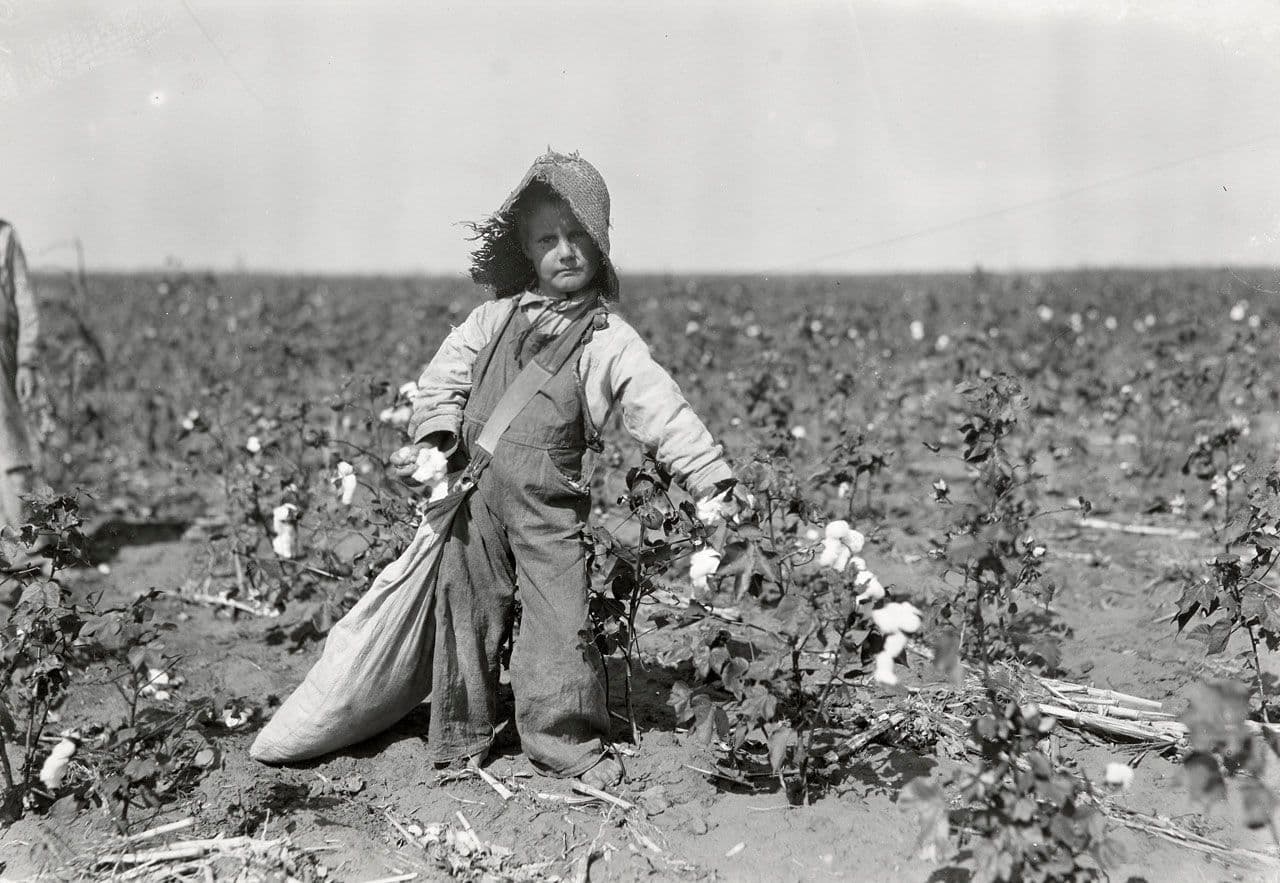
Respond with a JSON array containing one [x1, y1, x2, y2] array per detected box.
[[427, 297, 610, 777]]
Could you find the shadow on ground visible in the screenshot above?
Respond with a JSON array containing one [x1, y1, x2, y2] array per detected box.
[[82, 518, 190, 564]]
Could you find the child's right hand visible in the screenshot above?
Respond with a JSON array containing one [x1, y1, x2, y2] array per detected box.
[[390, 444, 450, 486]]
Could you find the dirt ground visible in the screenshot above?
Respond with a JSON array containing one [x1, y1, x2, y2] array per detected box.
[[4, 477, 1280, 882]]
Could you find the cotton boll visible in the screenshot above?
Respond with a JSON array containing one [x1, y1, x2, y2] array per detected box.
[[689, 547, 722, 591], [853, 570, 885, 603], [341, 473, 358, 505], [245, 436, 262, 454], [818, 539, 852, 572], [272, 503, 300, 559], [39, 737, 78, 790], [398, 380, 419, 398], [873, 632, 908, 686], [1104, 762, 1134, 790], [696, 495, 725, 526], [411, 446, 449, 485], [825, 520, 865, 554], [379, 406, 411, 427], [140, 668, 177, 701], [223, 706, 251, 729], [909, 320, 925, 341], [871, 602, 923, 635]]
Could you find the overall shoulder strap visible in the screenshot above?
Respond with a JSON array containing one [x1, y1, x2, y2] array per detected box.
[[473, 298, 601, 458]]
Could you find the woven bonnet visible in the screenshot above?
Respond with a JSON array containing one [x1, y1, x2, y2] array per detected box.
[[470, 150, 619, 299]]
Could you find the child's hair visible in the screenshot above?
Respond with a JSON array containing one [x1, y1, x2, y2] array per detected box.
[[466, 180, 561, 298]]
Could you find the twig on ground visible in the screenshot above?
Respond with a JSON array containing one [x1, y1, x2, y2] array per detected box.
[[122, 817, 195, 842], [474, 765, 515, 800], [571, 781, 634, 811], [163, 589, 277, 617], [1101, 804, 1280, 870], [1077, 516, 1200, 541]]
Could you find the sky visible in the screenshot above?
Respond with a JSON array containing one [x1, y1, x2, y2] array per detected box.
[[3, 0, 1280, 275]]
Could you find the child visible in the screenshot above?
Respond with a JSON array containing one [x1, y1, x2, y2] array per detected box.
[[394, 151, 741, 789]]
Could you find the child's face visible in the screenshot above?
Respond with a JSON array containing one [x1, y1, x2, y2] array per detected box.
[[520, 200, 601, 296]]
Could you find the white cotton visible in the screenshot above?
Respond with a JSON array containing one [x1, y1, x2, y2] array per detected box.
[[340, 473, 358, 505], [818, 539, 852, 572], [854, 570, 886, 603], [272, 503, 300, 559], [1104, 762, 1134, 790], [386, 406, 412, 427], [429, 479, 449, 502], [804, 527, 821, 542], [223, 707, 251, 729], [696, 495, 725, 526], [824, 520, 865, 552], [909, 320, 925, 341], [245, 436, 262, 454], [140, 668, 178, 701], [871, 602, 923, 635], [873, 633, 908, 686], [836, 481, 852, 499], [1037, 305, 1054, 322], [790, 425, 807, 440], [336, 461, 355, 478], [690, 548, 722, 591], [398, 380, 419, 398], [39, 737, 77, 790], [411, 446, 449, 485], [1230, 300, 1248, 322], [818, 520, 865, 570]]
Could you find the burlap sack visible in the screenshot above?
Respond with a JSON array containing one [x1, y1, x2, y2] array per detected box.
[[250, 491, 464, 764]]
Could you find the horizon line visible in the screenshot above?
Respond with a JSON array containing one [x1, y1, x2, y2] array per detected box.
[[24, 262, 1280, 281]]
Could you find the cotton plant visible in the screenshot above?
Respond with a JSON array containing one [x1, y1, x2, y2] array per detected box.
[[808, 518, 925, 686], [334, 461, 358, 505]]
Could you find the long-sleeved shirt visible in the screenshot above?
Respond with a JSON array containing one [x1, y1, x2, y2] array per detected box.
[[410, 289, 733, 498], [0, 223, 40, 368]]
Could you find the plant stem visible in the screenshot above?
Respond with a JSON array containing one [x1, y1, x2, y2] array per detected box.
[[1246, 623, 1271, 724], [796, 612, 854, 805]]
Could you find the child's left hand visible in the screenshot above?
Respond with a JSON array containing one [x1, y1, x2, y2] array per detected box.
[[696, 482, 754, 527]]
